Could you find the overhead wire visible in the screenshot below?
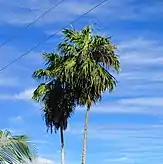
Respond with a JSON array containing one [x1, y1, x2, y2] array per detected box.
[[0, 0, 108, 72], [0, 0, 66, 49]]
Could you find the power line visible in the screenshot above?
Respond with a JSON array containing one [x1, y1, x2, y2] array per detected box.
[[0, 0, 108, 72], [0, 0, 66, 49]]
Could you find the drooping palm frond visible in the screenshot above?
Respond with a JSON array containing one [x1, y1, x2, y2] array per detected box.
[[32, 83, 49, 102], [54, 25, 120, 107], [32, 79, 76, 133], [32, 53, 67, 82], [44, 82, 76, 133], [51, 25, 120, 164], [89, 35, 120, 71], [0, 130, 36, 164], [32, 54, 76, 164], [32, 53, 77, 128], [32, 25, 120, 164], [33, 26, 120, 108]]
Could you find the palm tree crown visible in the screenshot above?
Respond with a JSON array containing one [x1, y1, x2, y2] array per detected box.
[[32, 53, 77, 164], [32, 53, 76, 133], [32, 79, 76, 133], [56, 25, 120, 164], [32, 25, 120, 164], [55, 25, 120, 107]]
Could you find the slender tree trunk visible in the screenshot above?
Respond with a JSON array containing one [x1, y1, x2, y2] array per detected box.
[[81, 107, 90, 164], [60, 125, 65, 164]]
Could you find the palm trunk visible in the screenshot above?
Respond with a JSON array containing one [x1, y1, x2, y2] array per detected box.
[[60, 125, 65, 164], [81, 107, 90, 164]]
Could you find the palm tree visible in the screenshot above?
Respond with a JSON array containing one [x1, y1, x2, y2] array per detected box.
[[0, 130, 35, 164], [32, 25, 120, 164], [54, 25, 120, 164], [32, 54, 76, 164]]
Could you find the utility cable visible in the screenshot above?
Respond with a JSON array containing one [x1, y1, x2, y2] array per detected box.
[[0, 0, 108, 72]]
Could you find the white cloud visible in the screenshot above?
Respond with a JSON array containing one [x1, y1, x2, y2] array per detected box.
[[97, 0, 163, 21], [118, 38, 163, 65], [27, 157, 54, 164], [68, 123, 163, 151], [119, 97, 163, 107], [0, 0, 95, 25], [67, 122, 163, 163], [108, 37, 163, 101], [76, 95, 163, 115], [14, 88, 35, 100], [1, 0, 161, 26], [120, 71, 163, 82], [0, 88, 34, 101], [118, 37, 156, 50]]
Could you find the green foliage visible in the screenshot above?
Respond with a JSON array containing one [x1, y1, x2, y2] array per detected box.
[[0, 130, 35, 164], [33, 78, 76, 133], [32, 25, 120, 132], [56, 25, 120, 107]]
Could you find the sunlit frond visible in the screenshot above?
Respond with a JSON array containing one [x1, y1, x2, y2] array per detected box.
[[0, 130, 36, 164], [32, 25, 120, 131], [56, 25, 120, 108], [32, 83, 49, 102]]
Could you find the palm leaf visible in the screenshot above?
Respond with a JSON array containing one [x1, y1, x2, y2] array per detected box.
[[0, 130, 36, 164], [33, 79, 76, 133]]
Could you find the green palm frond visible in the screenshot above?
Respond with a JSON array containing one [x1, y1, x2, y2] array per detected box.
[[32, 79, 76, 133], [56, 25, 120, 107], [0, 130, 36, 164], [32, 69, 53, 81], [45, 85, 75, 132], [32, 83, 49, 102], [32, 25, 120, 129]]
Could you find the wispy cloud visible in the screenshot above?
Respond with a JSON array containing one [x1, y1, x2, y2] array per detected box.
[[104, 156, 132, 163], [76, 96, 163, 115], [0, 88, 34, 101], [67, 122, 163, 163], [107, 37, 163, 103], [0, 1, 162, 163], [27, 157, 55, 164], [119, 37, 163, 65], [32, 140, 50, 145], [95, 0, 163, 21], [9, 115, 24, 123], [119, 97, 163, 107], [1, 0, 162, 26], [0, 0, 95, 25], [14, 88, 34, 100]]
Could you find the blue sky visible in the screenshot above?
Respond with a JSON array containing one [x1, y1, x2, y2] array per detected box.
[[0, 0, 163, 163]]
